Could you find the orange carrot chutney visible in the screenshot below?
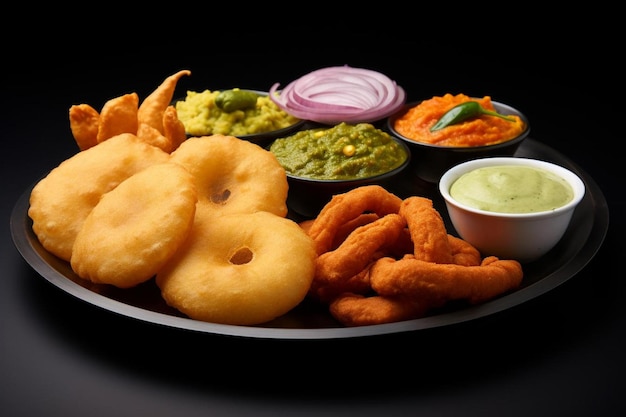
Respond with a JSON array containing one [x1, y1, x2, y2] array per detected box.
[[393, 93, 526, 147]]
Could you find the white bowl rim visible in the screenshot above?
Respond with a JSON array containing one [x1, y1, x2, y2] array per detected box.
[[439, 157, 586, 218]]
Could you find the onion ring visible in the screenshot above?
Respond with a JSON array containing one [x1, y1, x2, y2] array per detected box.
[[269, 65, 406, 124], [306, 185, 403, 255], [310, 213, 406, 302], [370, 256, 523, 305]]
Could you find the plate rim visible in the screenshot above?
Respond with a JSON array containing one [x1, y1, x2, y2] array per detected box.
[[10, 138, 610, 340]]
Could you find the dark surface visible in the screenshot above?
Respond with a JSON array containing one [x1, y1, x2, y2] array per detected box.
[[2, 15, 623, 417]]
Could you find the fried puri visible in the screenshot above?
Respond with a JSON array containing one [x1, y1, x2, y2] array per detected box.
[[28, 133, 170, 261], [156, 208, 316, 325], [170, 135, 289, 217], [70, 163, 197, 288]]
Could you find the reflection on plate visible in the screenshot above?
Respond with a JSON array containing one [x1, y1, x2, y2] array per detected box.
[[10, 139, 609, 339]]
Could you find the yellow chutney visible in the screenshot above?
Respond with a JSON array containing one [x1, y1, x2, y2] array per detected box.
[[175, 89, 300, 136], [450, 165, 574, 213]]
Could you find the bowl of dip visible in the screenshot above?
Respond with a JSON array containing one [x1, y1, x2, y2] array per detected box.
[[174, 88, 305, 147], [387, 94, 530, 183], [439, 157, 585, 263], [269, 122, 410, 217]]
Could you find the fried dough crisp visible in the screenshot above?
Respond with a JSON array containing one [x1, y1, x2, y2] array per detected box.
[[138, 69, 191, 134], [68, 70, 190, 152], [69, 103, 100, 150], [448, 234, 481, 266], [162, 105, 187, 151], [137, 122, 172, 152], [97, 93, 139, 143], [28, 133, 170, 261], [71, 163, 197, 288]]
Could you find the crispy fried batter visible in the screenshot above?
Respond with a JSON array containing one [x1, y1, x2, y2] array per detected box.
[[370, 255, 523, 305], [329, 293, 428, 327], [314, 213, 406, 285], [304, 185, 524, 327], [448, 234, 481, 266], [69, 70, 190, 153], [137, 122, 172, 152], [310, 214, 406, 302], [69, 103, 99, 150], [307, 185, 403, 255], [162, 105, 187, 151], [96, 93, 139, 143], [399, 196, 453, 264], [138, 70, 191, 134]]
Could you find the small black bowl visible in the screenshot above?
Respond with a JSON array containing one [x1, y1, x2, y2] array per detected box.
[[279, 139, 411, 218], [387, 100, 530, 183]]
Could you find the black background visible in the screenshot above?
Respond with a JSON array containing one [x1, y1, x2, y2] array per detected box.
[[2, 7, 624, 417]]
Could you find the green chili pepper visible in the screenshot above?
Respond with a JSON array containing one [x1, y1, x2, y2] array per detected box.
[[215, 89, 259, 113], [430, 101, 516, 132]]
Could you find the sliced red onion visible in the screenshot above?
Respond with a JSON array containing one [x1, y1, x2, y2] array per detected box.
[[269, 65, 406, 124]]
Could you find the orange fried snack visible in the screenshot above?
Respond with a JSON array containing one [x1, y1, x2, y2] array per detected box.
[[68, 70, 191, 152], [137, 123, 172, 152], [69, 104, 100, 150], [304, 185, 524, 326], [370, 256, 523, 306], [138, 69, 191, 135], [162, 105, 187, 151], [399, 196, 453, 264], [306, 185, 403, 255], [311, 213, 406, 303], [448, 234, 481, 266], [300, 212, 380, 250], [97, 93, 139, 143], [329, 294, 428, 327]]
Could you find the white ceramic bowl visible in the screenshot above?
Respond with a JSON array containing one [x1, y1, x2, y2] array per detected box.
[[439, 157, 586, 263]]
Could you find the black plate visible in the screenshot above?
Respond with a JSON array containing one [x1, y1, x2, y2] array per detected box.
[[10, 139, 609, 339]]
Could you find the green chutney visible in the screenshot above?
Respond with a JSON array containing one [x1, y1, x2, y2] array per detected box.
[[269, 122, 408, 180], [450, 165, 574, 213]]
